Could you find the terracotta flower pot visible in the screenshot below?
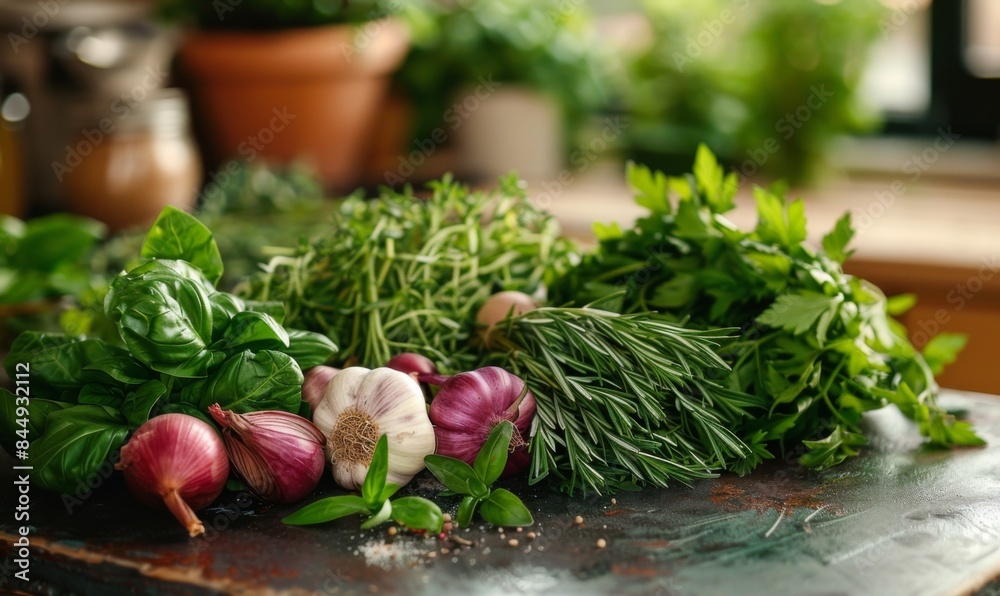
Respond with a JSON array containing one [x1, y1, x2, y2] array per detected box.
[[178, 20, 408, 191]]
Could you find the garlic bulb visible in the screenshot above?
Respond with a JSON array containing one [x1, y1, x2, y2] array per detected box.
[[311, 367, 436, 490]]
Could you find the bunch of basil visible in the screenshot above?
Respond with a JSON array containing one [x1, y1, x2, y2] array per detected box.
[[0, 207, 337, 494]]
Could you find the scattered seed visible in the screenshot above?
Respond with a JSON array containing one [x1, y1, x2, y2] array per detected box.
[[387, 527, 397, 537], [368, 586, 378, 593], [497, 527, 505, 533], [611, 498, 617, 505], [441, 548, 450, 555], [526, 532, 537, 541], [596, 538, 607, 549], [451, 535, 474, 547], [574, 516, 584, 525], [427, 551, 437, 559], [516, 527, 523, 533], [508, 539, 519, 547], [442, 513, 453, 523]]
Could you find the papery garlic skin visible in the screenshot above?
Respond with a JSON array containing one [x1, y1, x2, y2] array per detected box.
[[312, 367, 436, 490]]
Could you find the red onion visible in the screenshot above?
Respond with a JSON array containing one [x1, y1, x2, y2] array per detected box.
[[116, 414, 229, 537], [386, 352, 450, 386], [208, 404, 326, 505], [428, 367, 536, 477], [302, 365, 340, 412]]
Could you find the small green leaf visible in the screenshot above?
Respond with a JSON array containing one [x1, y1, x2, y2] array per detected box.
[[282, 495, 371, 526], [391, 497, 444, 533], [821, 213, 855, 264], [798, 426, 868, 469], [424, 454, 479, 495], [220, 311, 290, 352], [360, 499, 393, 530], [284, 330, 338, 369], [693, 144, 736, 214], [121, 379, 167, 427], [456, 496, 479, 528], [480, 488, 534, 527], [467, 477, 490, 500], [473, 420, 514, 486], [885, 293, 918, 316], [141, 206, 223, 285], [626, 161, 671, 214], [362, 435, 389, 508], [921, 333, 967, 376], [379, 482, 401, 503]]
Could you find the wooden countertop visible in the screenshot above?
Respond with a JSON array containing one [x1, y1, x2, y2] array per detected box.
[[1, 391, 998, 594]]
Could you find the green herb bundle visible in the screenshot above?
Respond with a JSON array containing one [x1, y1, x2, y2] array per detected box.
[[487, 307, 767, 495], [239, 175, 576, 371], [0, 208, 337, 493], [550, 146, 983, 469]]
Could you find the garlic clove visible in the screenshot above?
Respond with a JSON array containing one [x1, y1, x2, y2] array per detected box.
[[333, 460, 368, 491], [313, 367, 369, 430]]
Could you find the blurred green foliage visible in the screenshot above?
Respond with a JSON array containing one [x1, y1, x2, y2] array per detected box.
[[397, 0, 611, 153], [626, 0, 886, 182]]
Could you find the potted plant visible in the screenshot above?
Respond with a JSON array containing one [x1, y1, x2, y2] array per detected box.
[[158, 0, 409, 190], [392, 0, 610, 182]]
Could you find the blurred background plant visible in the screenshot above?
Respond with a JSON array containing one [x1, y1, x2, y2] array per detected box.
[[397, 0, 612, 157], [624, 0, 886, 183]]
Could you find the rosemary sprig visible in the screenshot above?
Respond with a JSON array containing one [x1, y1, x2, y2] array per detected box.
[[487, 304, 768, 495], [239, 175, 575, 371]]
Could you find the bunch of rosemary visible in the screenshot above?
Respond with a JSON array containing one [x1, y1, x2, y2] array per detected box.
[[238, 175, 576, 371], [487, 305, 768, 494]]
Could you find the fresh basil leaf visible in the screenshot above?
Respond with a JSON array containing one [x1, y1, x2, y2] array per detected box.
[[473, 420, 514, 486], [479, 488, 533, 527], [284, 329, 338, 370], [141, 206, 223, 285], [0, 390, 70, 454], [121, 380, 167, 427], [220, 311, 290, 353], [243, 300, 286, 325], [209, 292, 246, 341], [424, 454, 478, 495], [362, 434, 388, 508], [391, 497, 443, 533], [105, 260, 215, 378], [83, 355, 151, 386], [456, 495, 479, 528], [77, 384, 124, 407], [282, 494, 371, 526], [378, 482, 401, 503], [360, 499, 393, 530], [31, 405, 129, 494], [4, 333, 127, 392], [198, 350, 303, 413], [467, 477, 490, 500]]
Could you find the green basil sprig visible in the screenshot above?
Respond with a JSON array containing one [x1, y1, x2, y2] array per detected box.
[[424, 421, 534, 528], [282, 435, 444, 533]]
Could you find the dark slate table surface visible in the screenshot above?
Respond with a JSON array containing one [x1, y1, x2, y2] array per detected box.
[[2, 390, 999, 596]]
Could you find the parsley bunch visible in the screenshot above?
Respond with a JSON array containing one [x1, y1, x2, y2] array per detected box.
[[551, 146, 983, 470]]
